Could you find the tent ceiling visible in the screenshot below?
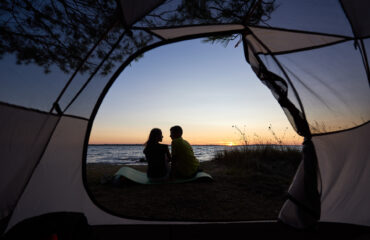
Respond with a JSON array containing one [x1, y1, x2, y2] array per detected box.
[[119, 0, 165, 27], [247, 26, 349, 55], [340, 0, 370, 38], [146, 24, 350, 55]]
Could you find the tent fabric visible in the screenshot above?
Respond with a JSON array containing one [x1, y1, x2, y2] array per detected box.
[[247, 26, 349, 55], [314, 122, 370, 226], [253, 0, 354, 36], [1, 0, 370, 235], [274, 42, 370, 135], [6, 116, 90, 230], [148, 24, 244, 40], [278, 139, 321, 229], [148, 24, 349, 53], [340, 0, 370, 38], [0, 103, 59, 220], [119, 0, 165, 27]]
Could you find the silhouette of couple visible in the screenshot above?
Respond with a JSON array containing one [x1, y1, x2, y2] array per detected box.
[[143, 126, 200, 181]]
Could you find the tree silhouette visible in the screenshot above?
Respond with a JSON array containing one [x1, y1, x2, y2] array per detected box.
[[142, 0, 275, 46], [0, 0, 275, 75]]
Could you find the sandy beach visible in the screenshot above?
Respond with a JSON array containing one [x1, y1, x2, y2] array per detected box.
[[86, 154, 297, 221]]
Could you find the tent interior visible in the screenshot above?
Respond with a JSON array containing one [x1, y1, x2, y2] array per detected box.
[[1, 0, 369, 239]]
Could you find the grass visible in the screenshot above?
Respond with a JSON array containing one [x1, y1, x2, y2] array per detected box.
[[86, 144, 301, 221], [213, 145, 301, 180]]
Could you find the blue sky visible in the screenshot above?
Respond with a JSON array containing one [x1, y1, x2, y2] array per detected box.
[[89, 37, 302, 145]]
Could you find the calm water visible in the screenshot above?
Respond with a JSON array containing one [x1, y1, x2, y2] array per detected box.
[[87, 145, 232, 165], [87, 144, 301, 165]]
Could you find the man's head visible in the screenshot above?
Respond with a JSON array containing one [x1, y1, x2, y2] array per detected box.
[[170, 125, 183, 140]]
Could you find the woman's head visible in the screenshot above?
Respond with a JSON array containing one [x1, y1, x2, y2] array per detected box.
[[145, 128, 163, 146]]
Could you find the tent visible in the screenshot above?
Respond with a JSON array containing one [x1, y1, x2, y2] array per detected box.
[[1, 0, 369, 239]]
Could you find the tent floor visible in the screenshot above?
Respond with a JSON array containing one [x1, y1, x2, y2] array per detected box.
[[91, 221, 370, 240], [3, 212, 370, 239]]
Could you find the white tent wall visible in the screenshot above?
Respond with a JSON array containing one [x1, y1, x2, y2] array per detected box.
[[0, 104, 59, 221], [314, 122, 370, 226], [5, 116, 152, 231]]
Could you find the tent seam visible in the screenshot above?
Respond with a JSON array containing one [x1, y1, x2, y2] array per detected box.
[[256, 39, 351, 56], [0, 101, 89, 121]]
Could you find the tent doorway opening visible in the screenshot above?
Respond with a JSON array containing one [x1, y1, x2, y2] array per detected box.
[[86, 37, 303, 221]]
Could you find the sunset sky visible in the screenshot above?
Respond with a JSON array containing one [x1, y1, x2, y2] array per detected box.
[[89, 38, 303, 145]]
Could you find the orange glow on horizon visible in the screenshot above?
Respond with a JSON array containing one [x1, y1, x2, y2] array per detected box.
[[89, 131, 303, 146], [217, 141, 236, 146]]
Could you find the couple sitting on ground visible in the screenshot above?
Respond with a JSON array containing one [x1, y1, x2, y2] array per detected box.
[[143, 125, 200, 181]]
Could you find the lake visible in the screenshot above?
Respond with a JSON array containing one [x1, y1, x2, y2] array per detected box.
[[87, 144, 301, 165]]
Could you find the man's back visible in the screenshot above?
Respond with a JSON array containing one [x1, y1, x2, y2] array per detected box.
[[171, 137, 199, 178]]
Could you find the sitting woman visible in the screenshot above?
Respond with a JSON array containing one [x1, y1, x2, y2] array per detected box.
[[143, 128, 171, 181]]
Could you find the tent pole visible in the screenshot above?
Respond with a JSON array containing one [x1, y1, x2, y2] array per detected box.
[[359, 39, 370, 86], [62, 29, 127, 113], [339, 0, 370, 86]]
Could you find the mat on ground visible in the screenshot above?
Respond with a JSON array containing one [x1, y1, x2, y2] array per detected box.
[[113, 166, 213, 184]]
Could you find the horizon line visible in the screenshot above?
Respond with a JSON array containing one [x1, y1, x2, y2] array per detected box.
[[88, 143, 302, 146]]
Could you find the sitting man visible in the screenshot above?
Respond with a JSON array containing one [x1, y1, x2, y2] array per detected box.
[[170, 125, 200, 178]]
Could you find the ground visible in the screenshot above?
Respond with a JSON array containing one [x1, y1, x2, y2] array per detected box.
[[86, 151, 299, 221]]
